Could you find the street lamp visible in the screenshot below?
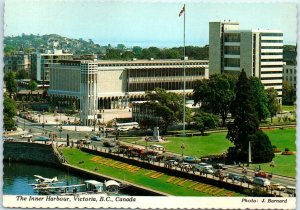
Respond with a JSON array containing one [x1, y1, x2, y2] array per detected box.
[[181, 143, 185, 158]]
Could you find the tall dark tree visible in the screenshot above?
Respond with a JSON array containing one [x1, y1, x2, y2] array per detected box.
[[282, 81, 296, 105], [266, 88, 280, 123], [226, 70, 260, 162], [249, 77, 270, 122], [249, 130, 274, 163], [4, 72, 17, 97], [193, 74, 236, 126]]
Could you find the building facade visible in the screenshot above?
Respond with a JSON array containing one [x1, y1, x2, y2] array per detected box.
[[283, 63, 297, 89], [209, 21, 283, 102], [49, 59, 209, 125], [31, 49, 73, 82], [4, 52, 31, 76]]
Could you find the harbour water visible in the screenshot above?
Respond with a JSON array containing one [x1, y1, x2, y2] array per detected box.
[[3, 162, 127, 195]]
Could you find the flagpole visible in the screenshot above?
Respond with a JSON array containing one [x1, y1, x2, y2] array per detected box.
[[183, 4, 186, 136]]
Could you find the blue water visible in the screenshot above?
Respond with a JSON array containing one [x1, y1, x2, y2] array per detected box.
[[3, 162, 105, 195]]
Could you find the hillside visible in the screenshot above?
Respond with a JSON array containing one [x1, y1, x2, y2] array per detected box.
[[4, 34, 106, 55]]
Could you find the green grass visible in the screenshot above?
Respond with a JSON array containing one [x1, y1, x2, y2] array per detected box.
[[250, 154, 296, 177], [281, 105, 296, 112], [61, 148, 242, 196], [122, 128, 296, 177], [264, 128, 296, 151]]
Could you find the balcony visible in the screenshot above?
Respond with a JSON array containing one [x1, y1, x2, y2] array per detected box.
[[128, 76, 205, 83]]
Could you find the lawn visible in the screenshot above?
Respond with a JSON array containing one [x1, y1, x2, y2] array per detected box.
[[61, 148, 242, 196], [250, 154, 296, 177], [264, 128, 296, 151], [281, 105, 296, 112], [122, 128, 296, 177]]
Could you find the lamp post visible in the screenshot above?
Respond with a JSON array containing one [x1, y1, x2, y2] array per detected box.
[[75, 114, 77, 132], [181, 143, 185, 158], [42, 113, 45, 133]]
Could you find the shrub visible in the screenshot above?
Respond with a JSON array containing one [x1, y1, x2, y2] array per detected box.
[[285, 148, 290, 152], [273, 148, 281, 153], [281, 151, 294, 155]]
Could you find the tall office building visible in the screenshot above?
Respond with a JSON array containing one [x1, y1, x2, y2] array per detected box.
[[209, 21, 283, 101], [31, 49, 73, 83]]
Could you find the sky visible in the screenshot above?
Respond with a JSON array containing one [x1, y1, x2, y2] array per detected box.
[[4, 0, 298, 48]]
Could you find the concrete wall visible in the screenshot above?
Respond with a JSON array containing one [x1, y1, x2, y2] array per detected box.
[[97, 69, 127, 96], [3, 142, 61, 166], [209, 22, 222, 75], [240, 32, 254, 77]]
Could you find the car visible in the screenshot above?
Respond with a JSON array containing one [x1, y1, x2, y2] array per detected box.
[[253, 177, 270, 187], [183, 156, 198, 163], [117, 127, 130, 131], [21, 134, 33, 138], [90, 136, 102, 141], [285, 186, 296, 196], [77, 139, 91, 145], [202, 166, 215, 174], [3, 136, 14, 141], [194, 162, 210, 171], [103, 141, 116, 147], [271, 183, 286, 191], [255, 171, 267, 178], [34, 136, 50, 141], [213, 163, 229, 170], [167, 160, 179, 167], [228, 173, 241, 181], [238, 176, 253, 184], [214, 169, 228, 178]]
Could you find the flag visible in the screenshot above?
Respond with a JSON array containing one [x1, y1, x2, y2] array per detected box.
[[179, 4, 185, 17]]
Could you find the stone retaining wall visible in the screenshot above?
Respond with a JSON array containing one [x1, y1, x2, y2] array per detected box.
[[3, 141, 61, 166]]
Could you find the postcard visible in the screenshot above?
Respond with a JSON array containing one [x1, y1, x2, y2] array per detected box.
[[2, 0, 297, 209]]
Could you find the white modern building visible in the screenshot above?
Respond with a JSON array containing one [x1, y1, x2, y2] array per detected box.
[[209, 21, 283, 101], [31, 49, 73, 82], [49, 59, 209, 125]]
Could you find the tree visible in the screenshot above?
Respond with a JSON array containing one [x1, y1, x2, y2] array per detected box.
[[3, 95, 17, 130], [4, 72, 17, 97], [266, 88, 280, 123], [249, 130, 275, 163], [145, 88, 184, 133], [249, 77, 270, 122], [226, 70, 260, 162], [193, 112, 218, 135], [193, 74, 236, 126], [16, 69, 27, 79], [282, 81, 296, 105], [28, 80, 38, 94]]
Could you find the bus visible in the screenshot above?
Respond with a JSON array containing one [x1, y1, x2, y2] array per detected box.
[[115, 122, 139, 131]]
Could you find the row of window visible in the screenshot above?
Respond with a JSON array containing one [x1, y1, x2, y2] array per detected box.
[[261, 52, 282, 55], [261, 65, 283, 68], [261, 40, 283, 43], [224, 58, 240, 67], [98, 62, 207, 67], [261, 59, 282, 62], [261, 77, 283, 80], [261, 71, 282, 74], [128, 81, 196, 92], [261, 33, 283, 36], [128, 68, 205, 77], [285, 76, 297, 82], [224, 46, 240, 55], [285, 69, 297, 74]]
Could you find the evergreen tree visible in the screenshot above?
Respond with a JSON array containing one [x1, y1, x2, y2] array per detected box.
[[226, 70, 259, 162], [250, 77, 270, 122]]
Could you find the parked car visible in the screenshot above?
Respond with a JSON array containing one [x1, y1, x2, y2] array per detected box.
[[183, 156, 198, 163], [285, 186, 296, 196], [214, 169, 228, 178], [167, 160, 179, 167], [202, 166, 215, 174], [271, 183, 286, 191], [194, 162, 209, 171], [34, 136, 50, 142], [228, 173, 241, 181], [253, 177, 270, 187], [21, 134, 33, 138], [255, 171, 269, 178], [3, 136, 15, 141], [103, 141, 116, 147], [213, 163, 229, 170], [238, 176, 253, 184], [76, 139, 91, 145], [90, 136, 102, 141]]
